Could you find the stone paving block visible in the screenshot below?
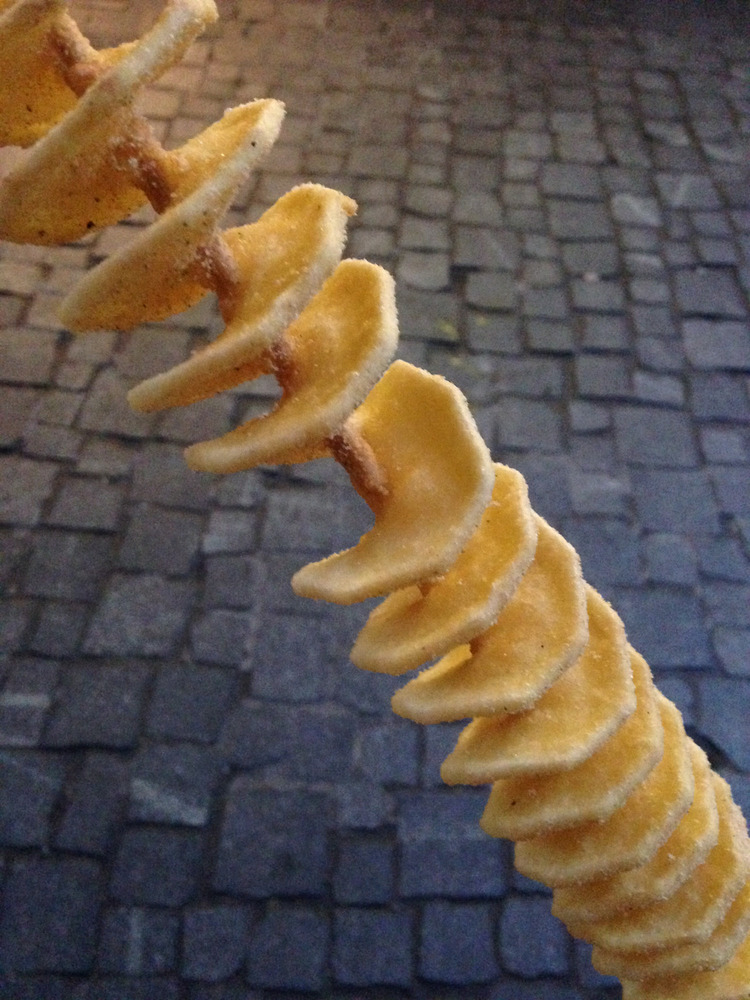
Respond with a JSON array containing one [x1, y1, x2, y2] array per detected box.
[[455, 227, 520, 270], [0, 857, 103, 974], [333, 836, 394, 905], [495, 398, 562, 453], [452, 190, 504, 225], [44, 660, 152, 750], [182, 906, 247, 982], [713, 628, 750, 677], [131, 443, 214, 511], [614, 587, 712, 669], [332, 908, 412, 988], [522, 287, 569, 320], [0, 329, 57, 385], [493, 357, 564, 399], [420, 901, 499, 984], [78, 369, 156, 440], [613, 405, 698, 467], [262, 487, 370, 553], [396, 250, 450, 291], [98, 908, 178, 975], [576, 355, 631, 399], [356, 720, 419, 786], [213, 782, 329, 898], [348, 144, 408, 179], [562, 519, 640, 587], [119, 505, 203, 575], [111, 828, 203, 907], [683, 319, 750, 369], [568, 469, 630, 517], [248, 907, 328, 991], [0, 657, 58, 746], [191, 608, 254, 667], [709, 466, 750, 518], [644, 533, 699, 585], [500, 895, 571, 977], [247, 609, 337, 696], [395, 287, 460, 344], [696, 537, 750, 583], [548, 200, 614, 240], [0, 749, 66, 847], [84, 574, 195, 657], [203, 555, 263, 609], [46, 476, 124, 532], [540, 163, 602, 199], [561, 241, 620, 277], [466, 312, 521, 355], [634, 468, 721, 534], [465, 272, 518, 311], [675, 268, 746, 318], [129, 743, 222, 827], [23, 531, 113, 602], [704, 582, 750, 628], [397, 789, 508, 899], [452, 155, 500, 191], [488, 982, 584, 1000], [147, 664, 234, 744], [0, 456, 57, 526], [656, 172, 722, 209], [697, 677, 750, 768], [632, 370, 685, 406], [580, 313, 629, 350], [611, 192, 663, 226], [55, 752, 129, 856], [526, 319, 574, 354], [572, 277, 626, 313]]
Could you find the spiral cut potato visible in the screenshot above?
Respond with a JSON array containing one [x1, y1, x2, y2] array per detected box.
[[1, 2, 749, 996]]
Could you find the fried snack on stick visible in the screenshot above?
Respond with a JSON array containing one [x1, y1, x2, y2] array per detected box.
[[75, 181, 350, 401], [593, 880, 750, 980], [185, 259, 399, 472], [351, 464, 537, 676], [391, 518, 587, 722], [480, 649, 663, 840], [0, 0, 219, 243], [292, 361, 495, 604], [0, 0, 135, 146], [440, 586, 633, 784], [515, 694, 693, 885], [552, 740, 720, 923], [621, 925, 750, 1000], [568, 775, 750, 953]]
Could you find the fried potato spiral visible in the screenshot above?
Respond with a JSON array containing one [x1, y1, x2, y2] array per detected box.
[[1, 2, 748, 996]]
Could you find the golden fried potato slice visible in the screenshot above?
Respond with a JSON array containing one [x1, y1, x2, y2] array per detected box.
[[0, 0, 218, 243], [552, 741, 719, 923], [389, 518, 587, 721], [120, 184, 352, 405], [593, 879, 750, 980], [439, 586, 633, 784], [621, 926, 750, 1000], [0, 0, 82, 145], [480, 648, 663, 840], [351, 465, 537, 676], [184, 259, 398, 472], [515, 694, 693, 886], [292, 361, 495, 605], [567, 775, 750, 952]]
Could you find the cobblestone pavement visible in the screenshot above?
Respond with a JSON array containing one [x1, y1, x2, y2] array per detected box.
[[1, 0, 749, 997]]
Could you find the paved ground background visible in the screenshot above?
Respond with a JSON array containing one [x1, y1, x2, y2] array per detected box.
[[0, 0, 749, 997]]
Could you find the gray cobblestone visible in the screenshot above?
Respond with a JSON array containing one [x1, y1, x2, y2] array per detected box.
[[213, 783, 329, 897], [183, 906, 246, 982], [500, 895, 571, 977], [420, 902, 499, 984], [0, 857, 103, 973], [56, 753, 129, 856], [98, 908, 178, 975], [333, 908, 412, 987], [111, 828, 203, 907]]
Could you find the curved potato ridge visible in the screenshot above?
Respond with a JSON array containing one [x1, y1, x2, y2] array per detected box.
[[1, 3, 748, 998]]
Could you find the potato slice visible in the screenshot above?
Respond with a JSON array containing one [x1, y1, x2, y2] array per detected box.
[[0, 0, 83, 145], [481, 648, 663, 840], [440, 586, 633, 783], [61, 101, 288, 335], [292, 361, 495, 604], [515, 694, 693, 886], [621, 926, 750, 1000], [567, 775, 750, 952], [552, 740, 720, 923], [390, 518, 587, 721], [185, 259, 398, 472], [352, 465, 537, 675], [0, 0, 218, 243], [594, 880, 750, 980]]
